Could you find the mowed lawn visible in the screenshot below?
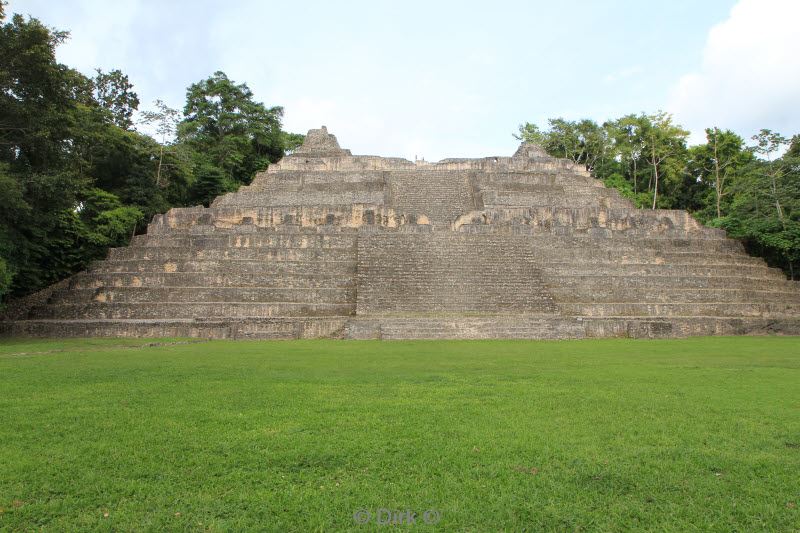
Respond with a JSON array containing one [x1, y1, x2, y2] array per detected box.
[[0, 337, 799, 531]]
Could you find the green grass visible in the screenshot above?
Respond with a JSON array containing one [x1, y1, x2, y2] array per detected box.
[[1, 337, 799, 531]]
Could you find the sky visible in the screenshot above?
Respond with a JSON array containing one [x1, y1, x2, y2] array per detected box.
[[6, 0, 800, 161]]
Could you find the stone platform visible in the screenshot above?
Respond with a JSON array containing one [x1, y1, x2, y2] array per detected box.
[[3, 127, 799, 339]]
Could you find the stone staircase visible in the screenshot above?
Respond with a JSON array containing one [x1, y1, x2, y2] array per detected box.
[[213, 170, 387, 207], [5, 224, 359, 339], [346, 316, 585, 340], [385, 171, 476, 226]]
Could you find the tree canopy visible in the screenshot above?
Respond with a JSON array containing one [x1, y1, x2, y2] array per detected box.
[[179, 71, 285, 199]]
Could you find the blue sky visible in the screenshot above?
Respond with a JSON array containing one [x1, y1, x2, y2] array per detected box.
[[7, 0, 800, 160]]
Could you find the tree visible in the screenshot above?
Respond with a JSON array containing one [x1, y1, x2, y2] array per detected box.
[[575, 119, 610, 171], [178, 71, 285, 187], [139, 99, 183, 187], [0, 12, 76, 170], [641, 112, 688, 209], [189, 161, 228, 207], [710, 131, 800, 279], [93, 68, 139, 129], [282, 131, 305, 154], [0, 11, 91, 295], [606, 114, 647, 196], [78, 187, 142, 251], [687, 128, 750, 220], [787, 135, 800, 158], [514, 122, 547, 146], [516, 118, 609, 172], [0, 9, 182, 298], [750, 129, 789, 224], [0, 256, 11, 302]]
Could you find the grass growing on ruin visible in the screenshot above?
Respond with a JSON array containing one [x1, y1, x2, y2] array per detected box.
[[1, 337, 799, 531]]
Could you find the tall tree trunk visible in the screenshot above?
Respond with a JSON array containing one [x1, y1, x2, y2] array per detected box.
[[650, 144, 659, 210], [156, 145, 164, 187], [651, 163, 659, 209], [770, 170, 785, 226], [714, 139, 722, 218], [763, 153, 786, 227]]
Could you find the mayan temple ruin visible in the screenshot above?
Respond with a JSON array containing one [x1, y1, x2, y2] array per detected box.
[[3, 126, 799, 339]]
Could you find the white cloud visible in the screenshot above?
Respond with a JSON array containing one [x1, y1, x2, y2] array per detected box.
[[668, 0, 800, 143]]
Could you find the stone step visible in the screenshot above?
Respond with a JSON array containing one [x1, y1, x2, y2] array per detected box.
[[482, 192, 630, 209], [6, 314, 799, 341], [479, 185, 615, 198], [7, 316, 800, 339], [357, 302, 559, 314], [255, 169, 388, 184], [548, 274, 799, 291], [559, 301, 799, 318], [479, 182, 602, 194], [30, 302, 356, 320], [69, 271, 356, 290], [50, 286, 355, 304], [582, 316, 800, 338], [1, 317, 349, 339], [457, 223, 727, 241], [107, 246, 356, 262], [214, 190, 385, 207], [1, 318, 232, 339], [550, 287, 799, 303], [89, 259, 357, 275], [131, 233, 357, 249], [477, 172, 597, 187], [539, 263, 785, 279], [465, 206, 716, 231], [457, 234, 746, 253], [237, 177, 386, 192], [346, 316, 585, 340], [147, 205, 393, 233], [633, 237, 744, 252], [503, 235, 747, 254], [143, 225, 364, 237], [345, 314, 800, 339], [657, 252, 765, 266], [517, 249, 765, 266], [481, 184, 628, 199]]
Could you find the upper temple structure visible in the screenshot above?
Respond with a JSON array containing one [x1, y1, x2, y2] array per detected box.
[[3, 126, 799, 339]]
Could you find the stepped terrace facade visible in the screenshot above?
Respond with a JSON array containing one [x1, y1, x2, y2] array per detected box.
[[3, 127, 799, 339]]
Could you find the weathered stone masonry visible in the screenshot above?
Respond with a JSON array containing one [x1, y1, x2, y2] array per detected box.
[[3, 126, 799, 339]]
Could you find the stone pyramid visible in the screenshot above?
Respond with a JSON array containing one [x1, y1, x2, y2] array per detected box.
[[4, 126, 799, 339]]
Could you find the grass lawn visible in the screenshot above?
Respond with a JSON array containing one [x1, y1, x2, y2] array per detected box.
[[0, 336, 799, 531]]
